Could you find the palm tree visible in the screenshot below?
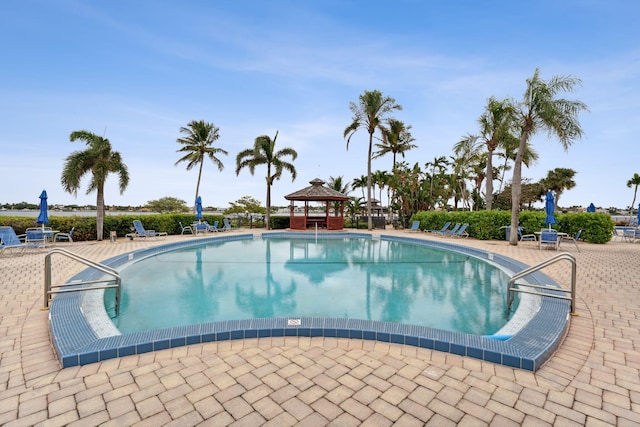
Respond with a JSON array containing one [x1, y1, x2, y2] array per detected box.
[[345, 196, 365, 225], [235, 131, 297, 229], [509, 69, 588, 245], [352, 175, 368, 199], [627, 173, 640, 224], [452, 136, 484, 210], [475, 97, 519, 210], [344, 90, 402, 230], [540, 167, 577, 211], [61, 130, 129, 241], [327, 175, 351, 215], [425, 156, 450, 209], [175, 120, 228, 209], [373, 119, 416, 170]]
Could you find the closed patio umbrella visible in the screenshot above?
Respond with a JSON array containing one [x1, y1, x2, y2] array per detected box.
[[586, 203, 596, 213], [195, 196, 203, 221], [637, 203, 640, 225], [36, 190, 49, 231], [544, 190, 556, 229]]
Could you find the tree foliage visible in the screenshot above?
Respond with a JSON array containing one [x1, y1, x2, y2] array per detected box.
[[146, 197, 189, 213], [175, 120, 228, 207], [224, 196, 266, 215], [235, 131, 297, 229], [344, 90, 402, 230], [508, 69, 588, 245], [61, 130, 129, 240]]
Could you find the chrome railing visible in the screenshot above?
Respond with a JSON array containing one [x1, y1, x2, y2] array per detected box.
[[44, 248, 121, 316], [506, 252, 577, 316]]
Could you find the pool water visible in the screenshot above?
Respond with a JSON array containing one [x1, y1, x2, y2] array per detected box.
[[110, 236, 512, 335]]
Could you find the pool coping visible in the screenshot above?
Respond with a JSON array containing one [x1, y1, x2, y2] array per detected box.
[[49, 232, 570, 371]]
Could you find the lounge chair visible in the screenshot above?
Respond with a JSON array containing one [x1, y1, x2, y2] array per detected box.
[[207, 221, 220, 232], [24, 228, 54, 248], [54, 227, 74, 243], [128, 220, 167, 239], [559, 230, 581, 252], [192, 222, 208, 235], [0, 226, 29, 255], [426, 221, 451, 234], [406, 221, 421, 232], [448, 223, 469, 238], [179, 222, 193, 235], [439, 223, 461, 236], [222, 218, 239, 231], [517, 226, 536, 242], [538, 229, 559, 250]]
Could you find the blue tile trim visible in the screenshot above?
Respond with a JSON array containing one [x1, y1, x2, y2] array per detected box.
[[49, 232, 570, 371]]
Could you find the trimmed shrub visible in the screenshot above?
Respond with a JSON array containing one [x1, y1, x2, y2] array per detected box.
[[409, 210, 613, 243]]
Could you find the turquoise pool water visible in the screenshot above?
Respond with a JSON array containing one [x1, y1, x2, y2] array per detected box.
[[110, 235, 512, 336]]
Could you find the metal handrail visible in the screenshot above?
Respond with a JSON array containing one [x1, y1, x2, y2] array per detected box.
[[44, 248, 121, 316], [506, 252, 577, 316]]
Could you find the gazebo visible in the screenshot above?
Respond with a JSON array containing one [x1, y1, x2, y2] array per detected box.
[[284, 178, 350, 230]]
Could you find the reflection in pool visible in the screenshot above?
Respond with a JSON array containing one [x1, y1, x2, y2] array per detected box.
[[111, 236, 512, 336]]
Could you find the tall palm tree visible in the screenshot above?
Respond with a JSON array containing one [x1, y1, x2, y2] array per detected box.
[[236, 131, 297, 229], [626, 173, 640, 224], [61, 130, 129, 241], [475, 97, 519, 210], [374, 119, 415, 221], [509, 69, 588, 245], [344, 90, 402, 230], [175, 120, 228, 209], [540, 167, 577, 211]]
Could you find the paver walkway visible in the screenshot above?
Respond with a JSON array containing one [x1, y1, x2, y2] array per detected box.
[[1, 230, 639, 426]]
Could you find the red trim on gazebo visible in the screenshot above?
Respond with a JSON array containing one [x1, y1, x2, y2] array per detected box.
[[284, 178, 350, 231]]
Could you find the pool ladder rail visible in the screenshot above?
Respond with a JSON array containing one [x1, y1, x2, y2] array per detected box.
[[44, 247, 121, 316], [506, 252, 577, 316]]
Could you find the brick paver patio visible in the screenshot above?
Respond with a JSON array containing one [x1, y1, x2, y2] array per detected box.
[[1, 230, 639, 426]]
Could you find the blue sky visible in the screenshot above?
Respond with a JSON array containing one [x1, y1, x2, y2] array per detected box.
[[1, 0, 639, 211]]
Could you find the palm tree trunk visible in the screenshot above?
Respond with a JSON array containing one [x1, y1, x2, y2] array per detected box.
[[510, 134, 528, 246], [486, 149, 494, 210], [266, 163, 272, 230], [194, 161, 204, 213], [96, 186, 105, 241], [367, 134, 373, 231]]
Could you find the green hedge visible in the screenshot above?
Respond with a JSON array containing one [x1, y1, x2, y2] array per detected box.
[[2, 211, 615, 243], [409, 211, 614, 244], [0, 214, 228, 241]]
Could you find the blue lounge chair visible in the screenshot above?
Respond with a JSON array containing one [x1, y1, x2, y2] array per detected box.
[[179, 222, 193, 235], [0, 226, 29, 255], [427, 221, 451, 234], [54, 227, 75, 242], [518, 227, 536, 242], [128, 220, 167, 239], [207, 221, 220, 232], [222, 218, 239, 231], [406, 221, 421, 232], [538, 229, 559, 250], [448, 223, 469, 238], [439, 223, 461, 236]]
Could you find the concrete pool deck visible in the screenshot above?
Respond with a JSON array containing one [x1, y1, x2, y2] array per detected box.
[[1, 229, 639, 425]]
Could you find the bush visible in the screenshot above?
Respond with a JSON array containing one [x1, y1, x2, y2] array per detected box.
[[409, 210, 613, 243]]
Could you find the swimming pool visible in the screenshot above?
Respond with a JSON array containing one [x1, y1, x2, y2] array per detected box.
[[111, 235, 512, 335], [49, 232, 570, 370]]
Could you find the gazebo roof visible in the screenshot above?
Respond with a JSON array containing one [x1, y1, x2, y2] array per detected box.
[[285, 178, 350, 201]]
